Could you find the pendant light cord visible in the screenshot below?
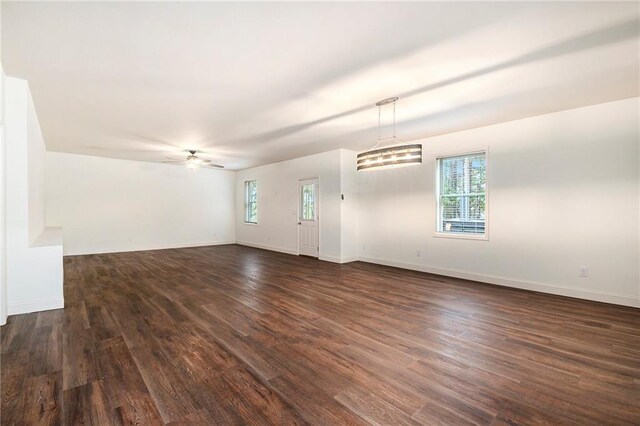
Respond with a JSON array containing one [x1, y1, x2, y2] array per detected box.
[[392, 101, 396, 139], [372, 98, 397, 150], [378, 105, 382, 142]]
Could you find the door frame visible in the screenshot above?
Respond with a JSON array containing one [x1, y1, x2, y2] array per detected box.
[[297, 177, 320, 257]]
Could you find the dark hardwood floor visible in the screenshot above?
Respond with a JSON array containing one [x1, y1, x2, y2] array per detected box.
[[1, 244, 639, 425]]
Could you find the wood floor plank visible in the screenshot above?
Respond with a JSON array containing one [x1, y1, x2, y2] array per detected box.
[[1, 350, 30, 425], [129, 345, 202, 423], [63, 380, 120, 426], [412, 396, 479, 426], [21, 372, 62, 425], [220, 366, 307, 425], [93, 337, 153, 409], [334, 386, 421, 425], [62, 328, 98, 391], [29, 325, 63, 377], [1, 244, 639, 425], [269, 372, 369, 425], [1, 314, 38, 355], [113, 393, 164, 425], [35, 310, 64, 329], [166, 409, 216, 426]]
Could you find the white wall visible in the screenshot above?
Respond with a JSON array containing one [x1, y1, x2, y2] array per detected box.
[[0, 110, 5, 325], [46, 152, 236, 255], [0, 63, 6, 324], [5, 77, 64, 315], [1, 4, 7, 324], [340, 149, 359, 262], [358, 98, 640, 307], [235, 149, 347, 262], [27, 85, 46, 243]]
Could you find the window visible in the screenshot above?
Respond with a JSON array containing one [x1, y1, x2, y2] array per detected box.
[[436, 152, 486, 236], [300, 183, 316, 220], [245, 180, 258, 224]]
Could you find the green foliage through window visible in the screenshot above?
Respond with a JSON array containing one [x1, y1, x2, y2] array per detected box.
[[245, 180, 258, 223], [438, 153, 486, 234], [301, 183, 315, 220]]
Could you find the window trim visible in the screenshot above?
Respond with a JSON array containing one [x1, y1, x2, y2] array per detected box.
[[244, 180, 258, 225], [434, 149, 489, 241]]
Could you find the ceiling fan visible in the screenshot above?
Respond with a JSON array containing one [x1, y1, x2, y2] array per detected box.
[[162, 150, 224, 170]]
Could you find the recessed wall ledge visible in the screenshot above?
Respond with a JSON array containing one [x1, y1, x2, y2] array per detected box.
[[30, 226, 63, 248]]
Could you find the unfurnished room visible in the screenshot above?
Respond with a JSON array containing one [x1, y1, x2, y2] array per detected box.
[[0, 1, 639, 425]]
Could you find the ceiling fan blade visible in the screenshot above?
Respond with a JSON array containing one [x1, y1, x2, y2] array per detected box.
[[84, 145, 167, 154], [204, 164, 225, 169], [162, 160, 186, 164]]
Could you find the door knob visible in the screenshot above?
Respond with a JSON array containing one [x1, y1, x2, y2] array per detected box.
[[298, 222, 301, 225]]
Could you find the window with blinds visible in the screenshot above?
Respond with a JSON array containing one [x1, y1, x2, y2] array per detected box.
[[245, 180, 258, 224], [437, 152, 486, 236]]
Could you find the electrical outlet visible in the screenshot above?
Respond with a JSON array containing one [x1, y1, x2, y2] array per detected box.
[[416, 249, 421, 257], [579, 267, 589, 278]]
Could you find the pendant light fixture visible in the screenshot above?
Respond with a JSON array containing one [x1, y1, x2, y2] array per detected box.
[[357, 97, 422, 172]]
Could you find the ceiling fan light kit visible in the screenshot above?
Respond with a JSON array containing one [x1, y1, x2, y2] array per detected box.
[[186, 151, 203, 170], [162, 150, 224, 170], [357, 97, 422, 172]]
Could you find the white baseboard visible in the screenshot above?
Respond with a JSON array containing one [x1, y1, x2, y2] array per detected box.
[[359, 256, 640, 308], [65, 240, 236, 256], [320, 255, 359, 264], [236, 243, 358, 264], [236, 241, 298, 256], [8, 297, 65, 315], [0, 297, 6, 326], [319, 255, 340, 263]]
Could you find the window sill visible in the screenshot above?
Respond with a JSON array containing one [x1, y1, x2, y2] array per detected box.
[[433, 232, 488, 241], [244, 222, 258, 226]]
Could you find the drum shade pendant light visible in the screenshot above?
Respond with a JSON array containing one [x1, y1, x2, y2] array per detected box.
[[357, 97, 422, 172]]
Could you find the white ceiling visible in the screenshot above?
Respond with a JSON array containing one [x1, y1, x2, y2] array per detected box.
[[3, 2, 639, 170]]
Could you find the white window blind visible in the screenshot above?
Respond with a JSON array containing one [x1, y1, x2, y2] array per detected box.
[[437, 152, 486, 235], [245, 180, 258, 224]]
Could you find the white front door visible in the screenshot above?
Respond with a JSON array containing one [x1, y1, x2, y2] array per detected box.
[[298, 178, 319, 258]]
